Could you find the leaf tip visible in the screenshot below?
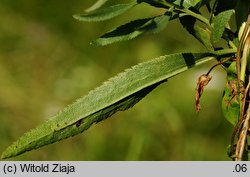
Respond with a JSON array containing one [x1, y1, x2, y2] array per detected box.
[[1, 150, 11, 160], [72, 14, 81, 21], [90, 39, 107, 46], [72, 14, 94, 22], [90, 40, 98, 46]]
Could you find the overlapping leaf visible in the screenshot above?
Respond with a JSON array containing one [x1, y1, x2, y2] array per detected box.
[[141, 0, 203, 9], [85, 0, 109, 12], [212, 9, 234, 43], [194, 0, 211, 9], [167, 0, 201, 8], [73, 1, 137, 22], [180, 16, 213, 51], [91, 12, 172, 46], [2, 52, 215, 159]]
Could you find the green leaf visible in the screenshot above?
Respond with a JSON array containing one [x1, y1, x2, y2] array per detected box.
[[73, 1, 137, 22], [212, 9, 234, 43], [85, 0, 109, 13], [194, 0, 211, 9], [137, 0, 171, 9], [138, 0, 169, 8], [2, 52, 215, 159], [141, 0, 202, 9], [180, 16, 213, 51], [194, 27, 213, 51], [91, 12, 172, 46], [167, 0, 201, 8], [221, 61, 240, 126]]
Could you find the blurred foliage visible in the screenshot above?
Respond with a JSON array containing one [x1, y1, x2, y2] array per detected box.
[[0, 0, 234, 160]]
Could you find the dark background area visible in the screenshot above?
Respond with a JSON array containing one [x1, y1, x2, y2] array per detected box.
[[0, 0, 234, 160]]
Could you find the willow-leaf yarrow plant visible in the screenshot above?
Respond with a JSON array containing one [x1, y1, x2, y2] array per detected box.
[[2, 0, 250, 161]]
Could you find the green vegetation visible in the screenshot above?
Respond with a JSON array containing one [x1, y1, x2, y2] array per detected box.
[[1, 0, 249, 160]]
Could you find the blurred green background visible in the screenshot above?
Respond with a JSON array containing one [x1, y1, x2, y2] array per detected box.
[[0, 0, 234, 160]]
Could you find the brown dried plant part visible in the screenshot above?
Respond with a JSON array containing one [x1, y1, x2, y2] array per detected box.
[[234, 81, 250, 161], [233, 23, 250, 160], [195, 74, 212, 112], [248, 119, 250, 134], [225, 80, 239, 107], [235, 108, 250, 161], [225, 80, 245, 107], [230, 80, 246, 150], [195, 58, 234, 113]]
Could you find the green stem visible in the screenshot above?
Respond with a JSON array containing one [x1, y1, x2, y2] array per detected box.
[[228, 40, 237, 50], [159, 1, 210, 27], [240, 26, 250, 81], [240, 40, 249, 82], [213, 48, 237, 56], [178, 9, 210, 27]]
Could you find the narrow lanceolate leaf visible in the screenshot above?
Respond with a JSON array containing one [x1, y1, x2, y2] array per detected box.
[[194, 27, 213, 51], [167, 0, 201, 8], [139, 0, 169, 8], [212, 9, 234, 43], [85, 0, 109, 13], [194, 0, 211, 9], [180, 16, 213, 51], [2, 53, 215, 159], [141, 0, 202, 9], [73, 1, 137, 22], [91, 12, 172, 46]]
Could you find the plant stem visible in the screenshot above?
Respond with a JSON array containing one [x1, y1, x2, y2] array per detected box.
[[228, 40, 237, 50], [159, 1, 210, 27], [213, 48, 237, 56], [179, 9, 210, 27], [240, 33, 250, 82], [236, 15, 250, 82], [235, 77, 250, 161]]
